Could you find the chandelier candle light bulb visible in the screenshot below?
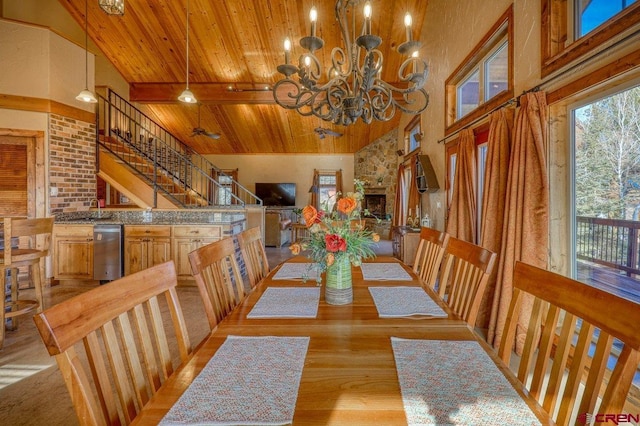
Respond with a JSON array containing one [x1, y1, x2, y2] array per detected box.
[[404, 13, 413, 42], [310, 7, 317, 38], [284, 38, 291, 64], [363, 2, 372, 36]]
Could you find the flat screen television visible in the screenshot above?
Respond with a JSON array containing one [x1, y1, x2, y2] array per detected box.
[[255, 183, 296, 207]]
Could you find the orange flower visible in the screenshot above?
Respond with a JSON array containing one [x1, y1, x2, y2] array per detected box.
[[326, 252, 335, 266], [289, 242, 302, 255], [302, 205, 319, 228], [372, 233, 380, 242], [337, 197, 357, 214]]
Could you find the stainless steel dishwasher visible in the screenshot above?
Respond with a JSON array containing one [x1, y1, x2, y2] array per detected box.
[[93, 224, 123, 283]]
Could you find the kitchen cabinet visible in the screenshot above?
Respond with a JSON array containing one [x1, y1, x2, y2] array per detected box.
[[124, 226, 171, 275], [172, 225, 222, 279], [392, 226, 420, 266], [53, 224, 94, 280]]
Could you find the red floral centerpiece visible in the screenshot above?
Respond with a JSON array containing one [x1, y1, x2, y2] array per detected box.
[[289, 179, 379, 304]]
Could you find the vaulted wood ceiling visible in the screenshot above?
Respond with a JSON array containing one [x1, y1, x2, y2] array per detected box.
[[58, 0, 428, 154]]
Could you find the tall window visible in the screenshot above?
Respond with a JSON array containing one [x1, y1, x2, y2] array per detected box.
[[318, 174, 337, 211], [445, 127, 489, 242], [217, 174, 233, 205]]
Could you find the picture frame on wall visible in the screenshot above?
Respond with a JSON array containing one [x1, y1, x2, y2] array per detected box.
[[404, 115, 422, 155]]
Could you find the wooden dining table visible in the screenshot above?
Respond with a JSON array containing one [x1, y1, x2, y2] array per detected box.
[[132, 256, 550, 425]]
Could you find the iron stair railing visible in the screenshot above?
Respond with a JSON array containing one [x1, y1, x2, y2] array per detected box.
[[95, 88, 262, 208]]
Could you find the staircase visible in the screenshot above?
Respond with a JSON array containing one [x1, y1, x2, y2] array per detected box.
[[95, 89, 261, 209]]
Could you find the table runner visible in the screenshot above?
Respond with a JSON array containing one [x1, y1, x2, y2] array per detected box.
[[159, 336, 310, 426], [361, 263, 413, 281], [271, 262, 321, 281], [391, 338, 541, 426], [247, 287, 320, 318], [369, 287, 447, 317]]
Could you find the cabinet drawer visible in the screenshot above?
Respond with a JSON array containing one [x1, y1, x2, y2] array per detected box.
[[53, 224, 93, 237], [125, 226, 171, 238], [173, 226, 221, 238]]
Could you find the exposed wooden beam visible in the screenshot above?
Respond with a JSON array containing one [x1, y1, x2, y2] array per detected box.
[[130, 83, 278, 104]]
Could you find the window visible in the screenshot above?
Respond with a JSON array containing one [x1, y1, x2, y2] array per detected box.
[[445, 126, 489, 242], [445, 6, 513, 134], [576, 0, 637, 38], [541, 0, 640, 77], [318, 173, 337, 211], [217, 174, 233, 205]]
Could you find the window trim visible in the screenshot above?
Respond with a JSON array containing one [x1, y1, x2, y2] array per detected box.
[[541, 0, 640, 78], [445, 5, 513, 136]]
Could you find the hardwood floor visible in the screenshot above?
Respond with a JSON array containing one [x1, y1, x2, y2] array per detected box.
[[0, 240, 393, 425]]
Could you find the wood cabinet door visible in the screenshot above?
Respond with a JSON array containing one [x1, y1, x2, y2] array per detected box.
[[54, 238, 93, 279], [173, 237, 217, 279], [125, 238, 146, 275], [149, 238, 171, 269]]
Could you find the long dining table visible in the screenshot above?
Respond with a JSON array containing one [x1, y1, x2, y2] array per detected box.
[[132, 256, 550, 425]]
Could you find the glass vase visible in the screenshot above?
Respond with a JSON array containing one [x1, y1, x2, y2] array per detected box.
[[325, 255, 353, 305]]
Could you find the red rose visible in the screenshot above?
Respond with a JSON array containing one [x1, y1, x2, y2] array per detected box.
[[325, 234, 347, 252]]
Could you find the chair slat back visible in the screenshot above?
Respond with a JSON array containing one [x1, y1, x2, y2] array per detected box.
[[237, 226, 269, 289], [438, 237, 496, 326], [498, 261, 640, 424], [412, 227, 449, 289], [33, 261, 192, 426], [2, 216, 54, 264], [189, 237, 245, 331]]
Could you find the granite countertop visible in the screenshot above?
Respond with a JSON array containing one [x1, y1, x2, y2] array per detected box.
[[55, 210, 247, 226]]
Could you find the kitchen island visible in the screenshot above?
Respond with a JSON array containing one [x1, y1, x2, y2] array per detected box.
[[53, 209, 247, 283]]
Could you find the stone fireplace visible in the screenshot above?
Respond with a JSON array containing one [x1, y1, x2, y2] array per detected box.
[[363, 187, 387, 218]]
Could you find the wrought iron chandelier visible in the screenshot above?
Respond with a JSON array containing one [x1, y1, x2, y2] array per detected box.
[[99, 0, 124, 16], [273, 0, 429, 126]]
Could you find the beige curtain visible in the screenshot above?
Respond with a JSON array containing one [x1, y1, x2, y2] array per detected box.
[[392, 163, 407, 234], [476, 108, 514, 330], [310, 169, 320, 208], [408, 156, 420, 222], [335, 169, 343, 198], [445, 129, 477, 243], [488, 91, 549, 353]]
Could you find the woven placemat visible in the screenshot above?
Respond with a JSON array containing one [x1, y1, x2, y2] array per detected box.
[[272, 262, 321, 281], [247, 287, 320, 318], [369, 287, 447, 317], [160, 335, 310, 425], [361, 263, 413, 280], [391, 338, 541, 426]]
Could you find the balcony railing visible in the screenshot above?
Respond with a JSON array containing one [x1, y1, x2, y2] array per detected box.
[[576, 216, 640, 277]]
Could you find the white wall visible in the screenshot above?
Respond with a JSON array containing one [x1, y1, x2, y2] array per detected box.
[[206, 154, 355, 208]]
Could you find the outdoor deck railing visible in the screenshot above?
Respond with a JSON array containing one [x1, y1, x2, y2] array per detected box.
[[576, 216, 640, 277]]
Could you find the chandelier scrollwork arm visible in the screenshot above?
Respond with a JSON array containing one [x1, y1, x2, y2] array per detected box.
[[273, 0, 429, 126]]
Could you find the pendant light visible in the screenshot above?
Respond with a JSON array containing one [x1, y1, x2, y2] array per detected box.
[[178, 0, 197, 103], [76, 0, 97, 103]]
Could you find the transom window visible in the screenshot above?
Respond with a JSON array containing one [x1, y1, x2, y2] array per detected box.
[[575, 0, 637, 37], [445, 6, 513, 134]]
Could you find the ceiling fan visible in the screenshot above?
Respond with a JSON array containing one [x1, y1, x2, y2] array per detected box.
[[191, 104, 220, 139], [314, 126, 343, 139]]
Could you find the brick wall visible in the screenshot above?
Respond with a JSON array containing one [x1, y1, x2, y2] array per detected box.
[[354, 129, 398, 218], [49, 114, 96, 213]]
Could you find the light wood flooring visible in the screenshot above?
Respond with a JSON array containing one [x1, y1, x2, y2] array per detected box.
[[0, 241, 393, 425]]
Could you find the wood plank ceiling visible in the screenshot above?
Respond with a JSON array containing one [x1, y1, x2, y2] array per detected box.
[[58, 0, 428, 154]]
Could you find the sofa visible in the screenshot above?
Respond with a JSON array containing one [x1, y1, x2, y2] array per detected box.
[[264, 211, 292, 247]]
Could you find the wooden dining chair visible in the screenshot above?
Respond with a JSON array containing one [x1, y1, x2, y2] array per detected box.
[[0, 217, 54, 313], [189, 237, 245, 331], [33, 261, 192, 426], [498, 261, 640, 425], [237, 226, 270, 289], [437, 236, 496, 326], [412, 226, 449, 289]]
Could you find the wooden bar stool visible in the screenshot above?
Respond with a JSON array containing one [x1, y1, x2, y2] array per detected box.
[[0, 217, 53, 349]]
